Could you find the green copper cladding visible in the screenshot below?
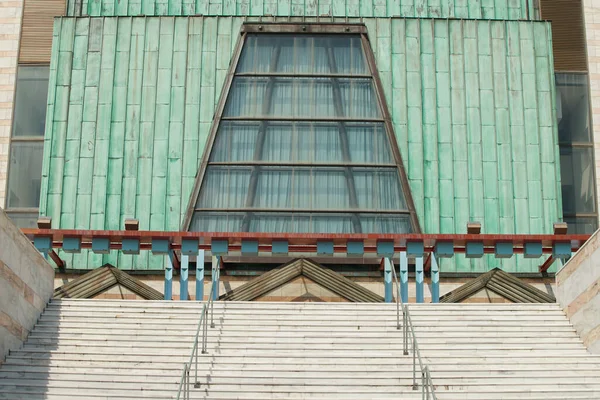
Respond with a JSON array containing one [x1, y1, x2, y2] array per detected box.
[[41, 16, 561, 272], [72, 0, 539, 20]]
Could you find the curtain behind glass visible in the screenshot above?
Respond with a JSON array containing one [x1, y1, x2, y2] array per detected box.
[[237, 35, 367, 75]]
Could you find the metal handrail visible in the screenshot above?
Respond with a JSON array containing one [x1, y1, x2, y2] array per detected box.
[[176, 264, 218, 399], [390, 263, 438, 399]]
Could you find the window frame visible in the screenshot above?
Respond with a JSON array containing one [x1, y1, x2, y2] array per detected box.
[[4, 64, 49, 227], [555, 71, 599, 229], [182, 23, 421, 233]]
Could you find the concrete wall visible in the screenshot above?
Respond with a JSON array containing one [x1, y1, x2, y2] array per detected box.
[[55, 273, 556, 304], [556, 229, 600, 354], [0, 209, 55, 364], [0, 0, 23, 207]]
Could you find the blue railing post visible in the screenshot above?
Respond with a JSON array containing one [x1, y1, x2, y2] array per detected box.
[[180, 254, 189, 301], [400, 251, 409, 303], [212, 256, 220, 301], [431, 254, 440, 303], [384, 257, 393, 303], [196, 250, 205, 301], [415, 256, 424, 303], [165, 250, 174, 300]]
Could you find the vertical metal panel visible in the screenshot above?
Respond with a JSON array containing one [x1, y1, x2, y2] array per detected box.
[[415, 255, 424, 303], [43, 17, 560, 274], [180, 254, 189, 300], [196, 250, 205, 300], [67, 0, 533, 19]]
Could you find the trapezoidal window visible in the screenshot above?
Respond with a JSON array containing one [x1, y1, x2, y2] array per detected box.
[[184, 24, 419, 234]]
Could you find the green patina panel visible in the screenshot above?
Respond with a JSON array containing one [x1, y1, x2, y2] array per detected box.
[[71, 0, 537, 19], [41, 16, 560, 272]]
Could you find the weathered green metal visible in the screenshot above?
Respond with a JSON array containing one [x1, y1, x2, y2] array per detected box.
[[72, 0, 539, 20], [41, 16, 561, 273]]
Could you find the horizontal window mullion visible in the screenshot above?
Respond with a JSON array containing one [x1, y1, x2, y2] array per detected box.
[[235, 72, 372, 79], [9, 137, 45, 142], [220, 117, 385, 123], [558, 142, 594, 148], [562, 213, 598, 218], [207, 162, 397, 168], [194, 207, 412, 214]]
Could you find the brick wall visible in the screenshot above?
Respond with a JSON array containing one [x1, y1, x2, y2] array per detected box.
[[0, 0, 22, 208]]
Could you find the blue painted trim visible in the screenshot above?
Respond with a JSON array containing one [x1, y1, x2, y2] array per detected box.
[[346, 241, 364, 256], [180, 254, 189, 301], [196, 250, 205, 301], [553, 242, 571, 259], [241, 240, 259, 255], [431, 255, 439, 303], [122, 238, 140, 255], [317, 241, 334, 255], [151, 239, 170, 255], [92, 238, 110, 254], [465, 242, 484, 258], [181, 239, 199, 256], [63, 237, 81, 253], [407, 241, 424, 257], [415, 256, 424, 303], [33, 236, 52, 252], [212, 256, 220, 300], [272, 240, 289, 255], [495, 242, 513, 258], [211, 240, 228, 255], [377, 241, 394, 257], [164, 252, 173, 300], [435, 242, 454, 258], [400, 251, 408, 303], [383, 258, 392, 303], [524, 242, 543, 258]]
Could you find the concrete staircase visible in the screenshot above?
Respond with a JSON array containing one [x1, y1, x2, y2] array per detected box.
[[1, 300, 600, 399]]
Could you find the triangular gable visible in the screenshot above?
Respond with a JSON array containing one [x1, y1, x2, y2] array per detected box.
[[439, 268, 555, 303], [54, 264, 163, 300], [182, 23, 420, 234], [220, 258, 383, 302]]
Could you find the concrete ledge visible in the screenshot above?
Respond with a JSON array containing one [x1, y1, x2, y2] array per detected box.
[[0, 209, 55, 362], [557, 228, 600, 354]]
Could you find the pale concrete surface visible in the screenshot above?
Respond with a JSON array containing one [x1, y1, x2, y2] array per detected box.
[[557, 229, 600, 354], [0, 209, 54, 363], [584, 0, 600, 215], [0, 0, 22, 207]]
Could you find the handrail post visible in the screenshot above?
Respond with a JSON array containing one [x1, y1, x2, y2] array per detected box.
[[422, 370, 426, 399], [412, 336, 417, 390], [211, 291, 215, 328], [403, 306, 408, 355]]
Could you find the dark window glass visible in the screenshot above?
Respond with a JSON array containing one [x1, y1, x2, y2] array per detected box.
[[12, 66, 49, 138], [5, 212, 39, 229], [563, 217, 598, 234], [191, 33, 413, 234], [6, 141, 43, 209], [560, 147, 596, 215]]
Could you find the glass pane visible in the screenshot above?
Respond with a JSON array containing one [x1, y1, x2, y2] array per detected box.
[[12, 66, 49, 137], [210, 121, 392, 164], [198, 166, 405, 211], [563, 217, 598, 234], [224, 77, 380, 119], [237, 35, 367, 75], [6, 141, 43, 208], [5, 212, 39, 229], [556, 73, 592, 143], [196, 167, 251, 208], [192, 212, 412, 233], [560, 147, 596, 214]]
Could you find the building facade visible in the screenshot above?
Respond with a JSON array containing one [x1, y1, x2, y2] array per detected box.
[[0, 0, 597, 275]]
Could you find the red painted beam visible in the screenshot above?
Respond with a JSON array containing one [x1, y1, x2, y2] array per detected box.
[[539, 256, 556, 273], [49, 250, 65, 269], [21, 229, 591, 256]]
